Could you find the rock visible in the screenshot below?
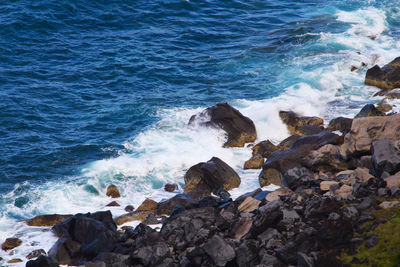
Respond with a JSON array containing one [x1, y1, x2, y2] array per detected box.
[[265, 187, 294, 201], [320, 181, 339, 191], [304, 144, 350, 173], [384, 171, 400, 189], [136, 198, 158, 213], [342, 113, 400, 155], [252, 140, 278, 157], [327, 117, 353, 135], [244, 154, 264, 169], [7, 259, 22, 263], [385, 88, 400, 99], [279, 111, 324, 136], [157, 194, 198, 215], [235, 240, 259, 266], [371, 139, 400, 177], [203, 235, 235, 266], [232, 217, 253, 240], [26, 255, 59, 267], [48, 237, 79, 265], [164, 183, 178, 192], [25, 214, 72, 227], [357, 197, 373, 210], [365, 57, 400, 90], [184, 157, 241, 193], [106, 184, 120, 198], [114, 211, 153, 225], [353, 167, 374, 183], [238, 197, 261, 213], [124, 205, 134, 212], [259, 168, 283, 187], [282, 167, 315, 191], [298, 252, 315, 267], [188, 103, 257, 147], [377, 98, 392, 113], [92, 252, 129, 267], [277, 134, 301, 150], [106, 201, 120, 207], [1, 237, 22, 251], [212, 187, 231, 199], [334, 184, 353, 200], [379, 201, 400, 209], [253, 190, 271, 201], [235, 188, 262, 204], [365, 234, 379, 248], [354, 104, 385, 118], [26, 249, 46, 259]]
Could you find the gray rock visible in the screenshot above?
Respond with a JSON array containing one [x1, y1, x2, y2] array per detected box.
[[371, 139, 400, 177], [203, 235, 235, 266]]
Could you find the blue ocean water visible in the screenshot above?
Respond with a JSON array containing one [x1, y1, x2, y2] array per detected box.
[[0, 0, 399, 263]]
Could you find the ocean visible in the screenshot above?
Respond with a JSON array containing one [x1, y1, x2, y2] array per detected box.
[[0, 0, 399, 264]]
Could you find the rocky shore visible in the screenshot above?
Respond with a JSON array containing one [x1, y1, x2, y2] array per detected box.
[[3, 58, 400, 266]]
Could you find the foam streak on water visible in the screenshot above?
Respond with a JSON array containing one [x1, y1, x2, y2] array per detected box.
[[0, 2, 399, 265]]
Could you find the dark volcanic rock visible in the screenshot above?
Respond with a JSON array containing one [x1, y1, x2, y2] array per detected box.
[[354, 104, 385, 118], [328, 117, 353, 134], [189, 103, 257, 147], [252, 140, 278, 157], [371, 139, 400, 177], [164, 183, 178, 192], [282, 167, 315, 191], [277, 134, 302, 150], [26, 255, 59, 267], [184, 157, 241, 193], [279, 111, 324, 136], [365, 57, 400, 90], [244, 154, 264, 169], [203, 235, 235, 266], [157, 194, 199, 215]]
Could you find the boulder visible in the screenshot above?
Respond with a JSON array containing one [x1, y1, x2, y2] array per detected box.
[[189, 103, 257, 147], [279, 111, 324, 136], [26, 255, 59, 267], [327, 117, 352, 134], [252, 140, 278, 157], [136, 198, 158, 213], [164, 183, 178, 192], [1, 237, 22, 251], [237, 197, 261, 213], [354, 104, 385, 118], [25, 214, 72, 227], [365, 57, 400, 90], [277, 134, 301, 150], [342, 113, 400, 155], [282, 167, 315, 191], [259, 168, 283, 187], [184, 157, 241, 193], [26, 249, 46, 260], [106, 184, 120, 198], [106, 201, 120, 207], [304, 144, 350, 173], [7, 259, 22, 263], [203, 235, 236, 266], [48, 237, 80, 265], [114, 211, 153, 226], [384, 171, 400, 189], [244, 155, 264, 169], [265, 187, 294, 202], [124, 205, 134, 212], [371, 139, 400, 177], [157, 194, 199, 215], [232, 217, 253, 240]]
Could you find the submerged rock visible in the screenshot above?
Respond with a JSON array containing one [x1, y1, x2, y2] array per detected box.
[[1, 237, 22, 251], [189, 103, 257, 147]]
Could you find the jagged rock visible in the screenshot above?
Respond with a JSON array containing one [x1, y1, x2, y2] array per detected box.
[[25, 214, 72, 227], [244, 154, 264, 169], [354, 104, 385, 118], [114, 211, 153, 225], [237, 197, 261, 213], [282, 167, 315, 191], [304, 144, 350, 173], [26, 255, 59, 267], [26, 249, 46, 259], [252, 140, 278, 157], [279, 111, 324, 136], [232, 217, 253, 239], [164, 183, 178, 192], [106, 201, 120, 207], [327, 117, 353, 135], [106, 184, 120, 198], [265, 187, 294, 201], [203, 235, 235, 266], [365, 57, 400, 90], [48, 237, 80, 265], [277, 134, 301, 150], [342, 113, 400, 155], [157, 194, 198, 215], [136, 198, 158, 213], [1, 237, 22, 251], [371, 139, 400, 177], [189, 103, 257, 147], [184, 157, 241, 193], [213, 187, 231, 199]]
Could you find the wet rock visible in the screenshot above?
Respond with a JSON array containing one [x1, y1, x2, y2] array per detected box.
[[279, 111, 324, 136], [184, 157, 241, 193], [25, 214, 72, 227], [244, 154, 264, 169], [157, 194, 199, 215], [277, 134, 301, 150], [371, 139, 400, 177], [296, 124, 325, 136], [377, 98, 392, 113], [106, 201, 120, 207], [136, 198, 158, 213], [114, 211, 153, 225], [203, 235, 235, 266], [124, 205, 134, 212], [212, 187, 231, 199], [252, 140, 278, 157], [327, 117, 353, 135], [26, 249, 46, 259], [48, 237, 80, 265], [365, 57, 400, 90], [26, 255, 59, 267], [355, 104, 385, 118], [7, 258, 22, 263], [164, 183, 178, 192], [106, 184, 120, 198], [259, 167, 283, 187], [189, 103, 257, 147], [342, 113, 400, 155], [1, 237, 22, 251]]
